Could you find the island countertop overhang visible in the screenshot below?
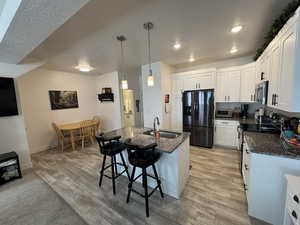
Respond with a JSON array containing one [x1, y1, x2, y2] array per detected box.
[[101, 127, 190, 153]]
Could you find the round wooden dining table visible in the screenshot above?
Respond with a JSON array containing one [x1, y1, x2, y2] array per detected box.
[[57, 120, 98, 151]]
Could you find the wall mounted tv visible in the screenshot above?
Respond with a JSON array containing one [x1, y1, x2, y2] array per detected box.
[[0, 77, 19, 117]]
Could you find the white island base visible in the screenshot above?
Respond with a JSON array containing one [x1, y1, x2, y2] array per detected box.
[[116, 137, 190, 199]]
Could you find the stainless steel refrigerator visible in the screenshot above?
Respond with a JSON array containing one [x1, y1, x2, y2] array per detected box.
[[182, 89, 214, 148]]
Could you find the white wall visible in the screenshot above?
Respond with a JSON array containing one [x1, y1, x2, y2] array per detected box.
[[142, 62, 163, 128], [17, 68, 97, 153], [174, 56, 253, 73], [96, 71, 122, 131], [0, 62, 43, 169], [0, 116, 32, 169], [160, 63, 173, 129], [141, 62, 173, 129]]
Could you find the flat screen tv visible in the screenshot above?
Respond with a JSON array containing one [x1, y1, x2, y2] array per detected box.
[[0, 77, 19, 117]]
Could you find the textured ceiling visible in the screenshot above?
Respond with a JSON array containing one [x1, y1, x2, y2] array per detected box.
[[0, 0, 91, 64], [22, 0, 296, 74]]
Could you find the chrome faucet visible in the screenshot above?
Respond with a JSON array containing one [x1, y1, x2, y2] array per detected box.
[[153, 116, 160, 132]]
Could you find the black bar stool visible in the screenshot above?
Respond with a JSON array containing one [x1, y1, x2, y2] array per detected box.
[[125, 140, 164, 217], [96, 134, 130, 195]]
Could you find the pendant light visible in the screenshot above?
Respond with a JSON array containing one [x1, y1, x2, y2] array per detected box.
[[117, 35, 128, 90], [144, 22, 154, 87]]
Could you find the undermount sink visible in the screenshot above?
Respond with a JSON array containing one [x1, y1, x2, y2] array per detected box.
[[143, 130, 181, 139]]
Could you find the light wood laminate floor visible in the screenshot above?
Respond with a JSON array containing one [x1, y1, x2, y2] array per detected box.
[[32, 145, 268, 225]]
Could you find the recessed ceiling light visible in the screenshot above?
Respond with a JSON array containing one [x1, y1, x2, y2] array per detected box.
[[231, 25, 243, 33], [230, 48, 238, 54], [173, 43, 181, 50], [189, 56, 195, 62], [75, 65, 94, 72]]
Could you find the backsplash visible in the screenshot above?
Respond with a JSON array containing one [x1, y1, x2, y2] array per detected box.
[[216, 103, 262, 115]]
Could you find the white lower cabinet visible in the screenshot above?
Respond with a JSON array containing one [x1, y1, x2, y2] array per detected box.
[[214, 120, 239, 148], [242, 139, 300, 225]]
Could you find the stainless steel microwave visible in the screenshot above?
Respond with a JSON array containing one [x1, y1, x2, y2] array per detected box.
[[255, 80, 269, 105]]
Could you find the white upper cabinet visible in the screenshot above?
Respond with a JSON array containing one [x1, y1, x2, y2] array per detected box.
[[256, 8, 300, 112], [183, 72, 215, 91], [240, 64, 256, 102], [216, 69, 241, 102], [268, 43, 282, 107], [277, 24, 297, 111]]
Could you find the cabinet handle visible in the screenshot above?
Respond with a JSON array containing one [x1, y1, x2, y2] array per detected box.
[[244, 184, 248, 191], [294, 195, 299, 204], [198, 83, 200, 89], [244, 164, 249, 170], [274, 94, 278, 106], [261, 72, 264, 80], [292, 210, 298, 220], [271, 94, 274, 105], [246, 149, 250, 154], [228, 96, 230, 102]]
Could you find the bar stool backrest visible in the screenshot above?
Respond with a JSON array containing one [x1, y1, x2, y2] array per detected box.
[[125, 142, 157, 159], [95, 134, 122, 155]]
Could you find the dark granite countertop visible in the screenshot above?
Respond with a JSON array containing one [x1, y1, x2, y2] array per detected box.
[[244, 132, 300, 160], [102, 127, 190, 153]]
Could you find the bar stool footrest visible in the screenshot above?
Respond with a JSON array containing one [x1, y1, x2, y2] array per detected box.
[[130, 184, 160, 198]]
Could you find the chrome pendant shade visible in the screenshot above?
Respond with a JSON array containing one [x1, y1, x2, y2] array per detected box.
[[117, 35, 128, 90], [144, 22, 154, 87]]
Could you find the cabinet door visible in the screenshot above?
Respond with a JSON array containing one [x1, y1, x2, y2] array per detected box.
[[183, 77, 197, 91], [214, 124, 237, 148], [240, 67, 256, 102], [278, 26, 296, 111], [227, 70, 241, 102], [216, 72, 227, 102], [268, 44, 282, 107], [172, 78, 183, 98], [197, 74, 214, 90], [183, 73, 214, 91]]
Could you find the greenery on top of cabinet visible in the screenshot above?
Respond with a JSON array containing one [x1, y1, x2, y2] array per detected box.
[[254, 0, 300, 60]]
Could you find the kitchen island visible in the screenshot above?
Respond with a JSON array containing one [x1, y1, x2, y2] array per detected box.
[[102, 127, 190, 199]]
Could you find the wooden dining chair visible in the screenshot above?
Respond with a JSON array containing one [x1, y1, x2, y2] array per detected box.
[[80, 120, 95, 149], [92, 116, 101, 135], [52, 123, 72, 152]]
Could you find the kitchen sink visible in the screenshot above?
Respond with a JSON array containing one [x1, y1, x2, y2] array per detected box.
[[143, 130, 181, 139]]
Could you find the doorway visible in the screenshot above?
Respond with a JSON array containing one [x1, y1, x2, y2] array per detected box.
[[122, 89, 135, 127]]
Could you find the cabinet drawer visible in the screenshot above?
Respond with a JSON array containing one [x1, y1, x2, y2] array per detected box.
[[215, 120, 239, 126]]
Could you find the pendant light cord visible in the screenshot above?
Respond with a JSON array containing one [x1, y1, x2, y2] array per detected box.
[[147, 26, 152, 76], [120, 39, 126, 80]]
